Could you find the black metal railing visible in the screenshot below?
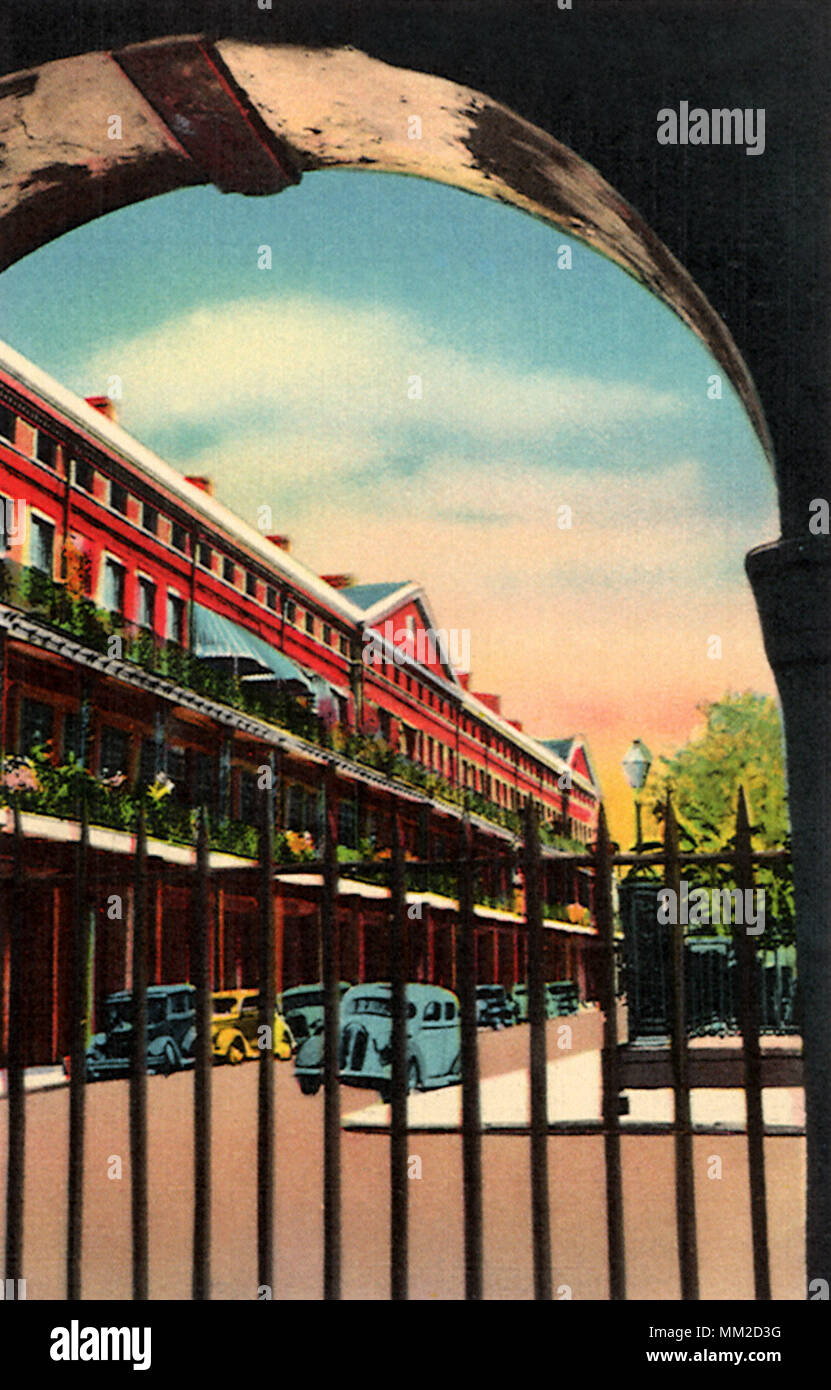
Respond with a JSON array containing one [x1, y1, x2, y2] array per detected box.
[[0, 785, 797, 1301]]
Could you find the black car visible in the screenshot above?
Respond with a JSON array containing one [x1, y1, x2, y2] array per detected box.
[[475, 984, 517, 1029], [85, 984, 197, 1080]]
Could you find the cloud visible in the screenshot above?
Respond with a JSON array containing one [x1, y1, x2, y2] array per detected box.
[[81, 294, 686, 449]]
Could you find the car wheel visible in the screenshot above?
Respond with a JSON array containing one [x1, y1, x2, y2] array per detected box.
[[161, 1041, 179, 1075], [298, 1076, 321, 1096], [227, 1037, 246, 1065], [408, 1060, 420, 1094]]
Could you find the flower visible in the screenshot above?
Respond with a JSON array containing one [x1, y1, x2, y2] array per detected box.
[[147, 771, 174, 803], [1, 757, 40, 793]]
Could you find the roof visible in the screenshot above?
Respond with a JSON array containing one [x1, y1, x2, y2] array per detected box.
[[342, 581, 410, 611], [540, 738, 575, 760], [192, 604, 313, 690]]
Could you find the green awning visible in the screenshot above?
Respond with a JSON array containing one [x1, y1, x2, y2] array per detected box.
[[192, 604, 313, 692]]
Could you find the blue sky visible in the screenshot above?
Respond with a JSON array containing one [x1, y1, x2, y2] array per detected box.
[[0, 171, 779, 828]]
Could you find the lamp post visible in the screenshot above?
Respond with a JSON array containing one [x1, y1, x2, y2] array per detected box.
[[622, 739, 652, 853]]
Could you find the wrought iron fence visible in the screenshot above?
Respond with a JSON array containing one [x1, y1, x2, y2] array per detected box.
[[0, 781, 797, 1301]]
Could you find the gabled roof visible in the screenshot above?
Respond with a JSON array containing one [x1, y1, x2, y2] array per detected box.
[[342, 581, 410, 611], [540, 736, 602, 796], [540, 738, 575, 761]]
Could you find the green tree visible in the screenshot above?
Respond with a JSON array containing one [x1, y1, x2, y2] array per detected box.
[[649, 691, 793, 941]]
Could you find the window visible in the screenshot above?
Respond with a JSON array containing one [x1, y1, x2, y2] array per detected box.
[[339, 634, 349, 657], [139, 736, 159, 785], [239, 770, 258, 824], [73, 458, 94, 493], [305, 612, 315, 636], [266, 585, 277, 611], [167, 591, 186, 645], [0, 402, 15, 442], [194, 751, 216, 811], [35, 431, 58, 468], [167, 747, 186, 796], [171, 521, 187, 554], [198, 541, 212, 569], [245, 571, 257, 598], [63, 710, 84, 762], [19, 697, 53, 754], [110, 480, 127, 514], [101, 556, 125, 615], [322, 623, 331, 646], [99, 724, 129, 777], [137, 576, 156, 630], [444, 1002, 456, 1020], [0, 493, 10, 554], [142, 503, 158, 535], [30, 515, 55, 574], [285, 598, 296, 624], [424, 1001, 441, 1022], [338, 799, 357, 849], [223, 557, 236, 586]]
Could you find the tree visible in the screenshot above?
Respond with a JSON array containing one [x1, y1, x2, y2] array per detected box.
[[650, 691, 788, 849], [648, 691, 793, 942]]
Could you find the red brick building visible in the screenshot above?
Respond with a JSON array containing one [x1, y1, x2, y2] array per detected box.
[[0, 339, 602, 1065]]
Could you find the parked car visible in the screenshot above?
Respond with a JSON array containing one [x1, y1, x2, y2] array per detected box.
[[85, 984, 196, 1081], [294, 982, 462, 1101], [211, 989, 294, 1064], [281, 982, 352, 1046], [475, 984, 517, 1029], [511, 980, 580, 1022]]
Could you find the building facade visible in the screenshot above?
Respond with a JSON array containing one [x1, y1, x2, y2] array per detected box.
[[0, 339, 602, 1066]]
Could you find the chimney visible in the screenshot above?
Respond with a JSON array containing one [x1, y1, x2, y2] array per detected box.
[[473, 692, 502, 715], [85, 395, 118, 424], [321, 573, 354, 590], [185, 475, 214, 495], [458, 672, 471, 690], [267, 534, 291, 552], [507, 718, 524, 732]]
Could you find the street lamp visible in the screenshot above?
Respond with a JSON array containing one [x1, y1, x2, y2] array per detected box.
[[622, 738, 652, 853]]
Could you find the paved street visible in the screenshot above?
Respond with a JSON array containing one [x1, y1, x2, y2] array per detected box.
[[0, 1015, 805, 1300]]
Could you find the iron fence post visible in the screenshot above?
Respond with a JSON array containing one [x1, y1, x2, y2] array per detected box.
[[130, 806, 148, 1301], [524, 801, 552, 1300], [192, 807, 212, 1300], [457, 815, 483, 1299], [734, 787, 772, 1300], [389, 805, 409, 1299], [257, 752, 276, 1297], [321, 769, 341, 1300], [665, 793, 699, 1300], [596, 805, 626, 1299], [4, 804, 25, 1287], [67, 796, 90, 1300]]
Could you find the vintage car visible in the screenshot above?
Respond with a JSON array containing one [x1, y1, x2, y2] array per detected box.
[[511, 981, 580, 1022], [475, 984, 517, 1029], [211, 989, 294, 1064], [294, 982, 461, 1101], [281, 981, 352, 1046], [85, 984, 196, 1081]]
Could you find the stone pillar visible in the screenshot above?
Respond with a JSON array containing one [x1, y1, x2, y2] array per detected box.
[[746, 533, 831, 1291]]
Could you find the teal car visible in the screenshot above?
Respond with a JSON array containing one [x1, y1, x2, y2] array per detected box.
[[294, 982, 462, 1101], [281, 982, 352, 1048], [511, 980, 580, 1022]]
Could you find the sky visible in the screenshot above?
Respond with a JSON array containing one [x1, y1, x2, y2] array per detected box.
[[0, 169, 780, 842]]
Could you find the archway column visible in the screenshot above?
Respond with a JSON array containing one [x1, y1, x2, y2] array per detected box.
[[747, 533, 831, 1291]]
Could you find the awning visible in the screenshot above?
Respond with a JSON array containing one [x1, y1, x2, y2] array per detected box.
[[192, 604, 313, 692]]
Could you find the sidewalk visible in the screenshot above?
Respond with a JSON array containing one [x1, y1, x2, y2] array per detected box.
[[0, 1065, 67, 1097]]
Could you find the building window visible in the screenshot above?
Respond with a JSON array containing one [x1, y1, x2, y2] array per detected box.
[[339, 634, 349, 657], [139, 736, 159, 785], [198, 541, 212, 569], [63, 710, 83, 763], [223, 557, 236, 586], [99, 724, 129, 778], [171, 521, 187, 554], [142, 503, 158, 535], [19, 697, 54, 754], [167, 746, 187, 799], [193, 751, 216, 811], [137, 575, 156, 630], [0, 402, 15, 442], [245, 571, 257, 598], [35, 431, 58, 468], [101, 556, 125, 615], [322, 623, 332, 646], [30, 515, 55, 574], [338, 799, 357, 849], [0, 493, 10, 554], [305, 611, 315, 636], [266, 585, 277, 611], [285, 598, 297, 624], [73, 458, 94, 493], [110, 480, 127, 514], [167, 591, 186, 645], [239, 769, 258, 824]]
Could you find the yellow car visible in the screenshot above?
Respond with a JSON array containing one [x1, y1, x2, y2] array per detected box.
[[211, 990, 294, 1064]]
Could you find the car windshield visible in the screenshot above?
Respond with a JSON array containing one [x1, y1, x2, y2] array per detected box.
[[478, 987, 502, 997], [212, 996, 239, 1015], [104, 996, 167, 1028], [283, 990, 323, 1011], [350, 997, 417, 1018]]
